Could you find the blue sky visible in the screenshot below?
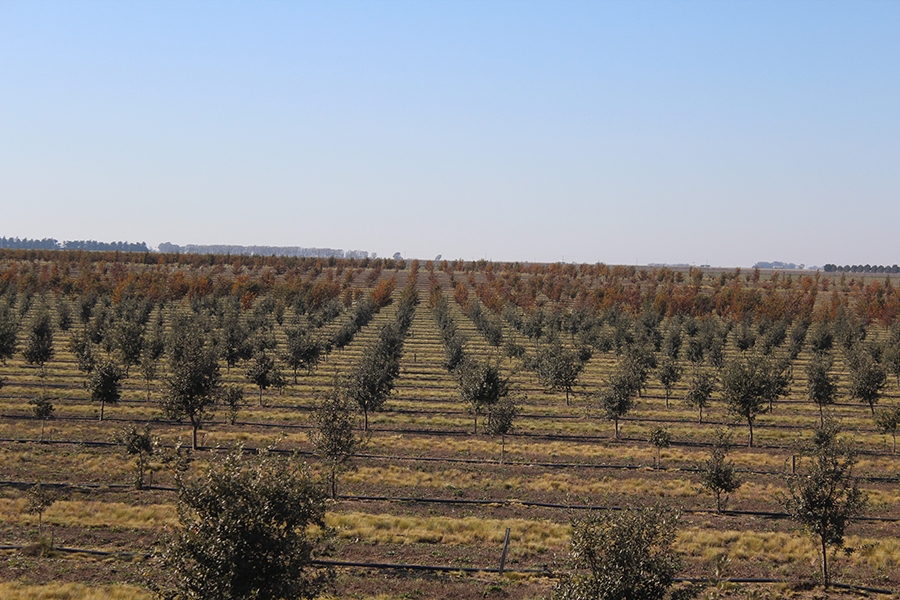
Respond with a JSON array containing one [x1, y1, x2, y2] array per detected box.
[[1, 1, 898, 267]]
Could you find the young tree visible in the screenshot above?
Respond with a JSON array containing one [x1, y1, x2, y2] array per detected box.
[[782, 425, 867, 587], [684, 369, 716, 423], [553, 506, 681, 600], [649, 426, 671, 469], [309, 382, 365, 498], [221, 384, 244, 425], [874, 404, 900, 453], [163, 330, 221, 450], [847, 350, 887, 415], [156, 450, 331, 600], [537, 342, 586, 406], [246, 352, 284, 406], [29, 395, 54, 443], [656, 357, 683, 409], [598, 368, 638, 439], [346, 343, 399, 430], [720, 358, 768, 447], [806, 355, 838, 426], [485, 398, 518, 464], [25, 483, 54, 542], [457, 359, 509, 433], [114, 319, 144, 377], [115, 424, 155, 490], [0, 303, 19, 363], [88, 360, 123, 421], [700, 429, 742, 512], [284, 327, 322, 383], [69, 331, 95, 375], [23, 308, 54, 378], [759, 357, 791, 412]]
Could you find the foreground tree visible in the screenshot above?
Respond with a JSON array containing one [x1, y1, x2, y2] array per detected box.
[[553, 506, 681, 600], [782, 425, 867, 588], [156, 450, 331, 600]]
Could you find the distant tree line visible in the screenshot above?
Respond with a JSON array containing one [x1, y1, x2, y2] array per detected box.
[[158, 242, 371, 259], [823, 264, 900, 273], [0, 237, 149, 252]]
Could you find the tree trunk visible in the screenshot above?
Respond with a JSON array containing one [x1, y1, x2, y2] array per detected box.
[[99, 401, 105, 422], [821, 535, 829, 587], [191, 423, 199, 451], [747, 419, 754, 447]]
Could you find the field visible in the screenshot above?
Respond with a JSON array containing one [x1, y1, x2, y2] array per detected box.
[[1, 251, 899, 599]]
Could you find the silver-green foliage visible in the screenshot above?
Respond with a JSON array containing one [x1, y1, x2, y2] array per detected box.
[[553, 506, 681, 600], [156, 450, 331, 600]]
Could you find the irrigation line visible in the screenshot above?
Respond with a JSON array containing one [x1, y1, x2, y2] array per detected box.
[[1, 479, 896, 523], [3, 435, 900, 484], [0, 545, 896, 593], [4, 411, 899, 461]]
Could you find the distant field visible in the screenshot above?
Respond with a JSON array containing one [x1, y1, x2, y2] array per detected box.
[[0, 250, 898, 599]]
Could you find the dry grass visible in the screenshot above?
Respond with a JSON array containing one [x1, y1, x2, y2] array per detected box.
[[1, 498, 177, 530], [326, 511, 568, 556], [0, 582, 152, 600]]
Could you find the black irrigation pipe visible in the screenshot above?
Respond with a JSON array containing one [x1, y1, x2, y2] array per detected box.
[[336, 494, 900, 523], [5, 411, 900, 462], [2, 478, 897, 524], [0, 544, 895, 594], [4, 434, 900, 485]]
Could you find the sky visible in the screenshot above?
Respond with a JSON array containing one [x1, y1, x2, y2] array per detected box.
[[1, 1, 898, 268]]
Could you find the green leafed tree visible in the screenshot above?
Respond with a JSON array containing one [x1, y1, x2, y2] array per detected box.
[[309, 380, 366, 498], [684, 369, 716, 423], [847, 350, 887, 415], [457, 359, 509, 433], [485, 397, 518, 464], [553, 506, 681, 600], [88, 360, 123, 421], [782, 424, 867, 587], [656, 357, 683, 409], [115, 424, 155, 490], [155, 450, 331, 600], [874, 404, 900, 453], [23, 308, 54, 378], [29, 395, 54, 443], [806, 355, 838, 426], [163, 325, 221, 450], [700, 429, 742, 512], [720, 357, 768, 447]]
